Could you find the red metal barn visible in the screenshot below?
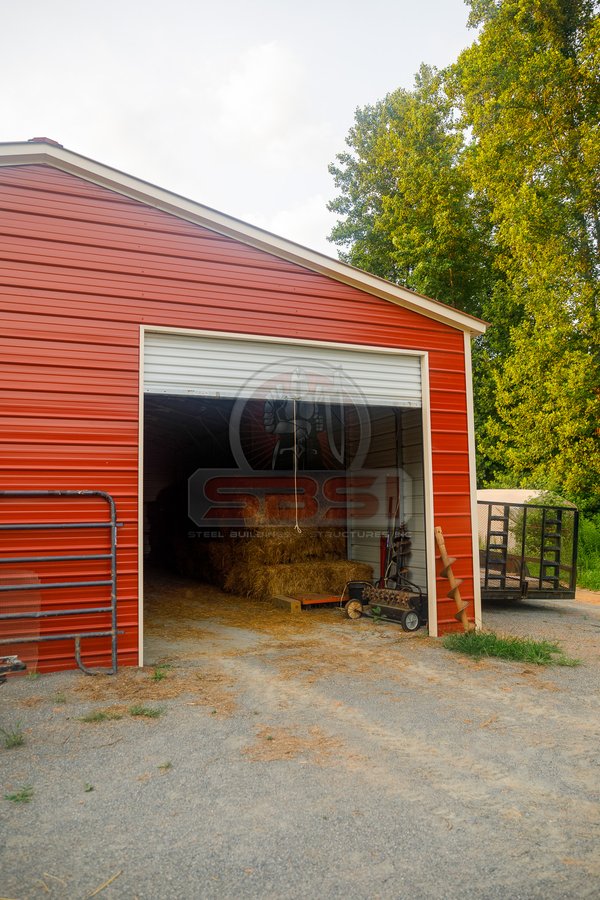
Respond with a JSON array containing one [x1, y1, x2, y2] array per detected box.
[[0, 139, 487, 673]]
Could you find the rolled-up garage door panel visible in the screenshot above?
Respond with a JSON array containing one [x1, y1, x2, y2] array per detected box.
[[144, 331, 422, 408]]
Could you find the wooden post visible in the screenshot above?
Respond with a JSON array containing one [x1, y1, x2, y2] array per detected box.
[[434, 526, 474, 633]]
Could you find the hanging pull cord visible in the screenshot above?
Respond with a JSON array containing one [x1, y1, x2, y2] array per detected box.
[[293, 398, 302, 533]]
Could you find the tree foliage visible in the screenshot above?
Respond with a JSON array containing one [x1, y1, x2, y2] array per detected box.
[[328, 65, 493, 317], [328, 0, 600, 510]]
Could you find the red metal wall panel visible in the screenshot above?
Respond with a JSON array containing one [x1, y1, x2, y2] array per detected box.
[[0, 164, 476, 669]]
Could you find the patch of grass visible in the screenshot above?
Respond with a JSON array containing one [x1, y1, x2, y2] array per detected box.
[[79, 710, 123, 723], [53, 692, 67, 704], [578, 568, 600, 591], [84, 783, 94, 792], [158, 761, 172, 772], [577, 513, 600, 591], [27, 670, 41, 680], [4, 784, 33, 803], [443, 631, 581, 667], [1, 723, 25, 749], [129, 704, 164, 719], [151, 664, 172, 682]]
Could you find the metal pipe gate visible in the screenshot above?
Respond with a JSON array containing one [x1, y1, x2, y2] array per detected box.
[[0, 490, 121, 674]]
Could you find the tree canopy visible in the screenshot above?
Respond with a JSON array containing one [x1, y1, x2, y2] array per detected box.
[[328, 0, 600, 510], [328, 64, 493, 317]]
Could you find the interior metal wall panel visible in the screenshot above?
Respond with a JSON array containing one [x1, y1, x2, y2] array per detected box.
[[0, 163, 477, 669]]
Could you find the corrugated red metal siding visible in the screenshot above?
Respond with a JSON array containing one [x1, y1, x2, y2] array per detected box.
[[0, 164, 475, 669]]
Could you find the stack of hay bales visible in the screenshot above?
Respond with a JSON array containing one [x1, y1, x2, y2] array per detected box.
[[149, 484, 372, 599], [219, 526, 373, 599]]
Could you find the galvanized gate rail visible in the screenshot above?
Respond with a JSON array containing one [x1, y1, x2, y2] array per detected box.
[[0, 490, 120, 674]]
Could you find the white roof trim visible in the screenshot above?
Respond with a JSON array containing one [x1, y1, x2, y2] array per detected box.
[[0, 141, 488, 336]]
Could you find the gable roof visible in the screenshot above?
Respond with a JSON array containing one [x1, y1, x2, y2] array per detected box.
[[0, 139, 487, 336]]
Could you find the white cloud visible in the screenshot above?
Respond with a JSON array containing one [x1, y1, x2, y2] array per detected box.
[[0, 0, 474, 252], [213, 42, 333, 171]]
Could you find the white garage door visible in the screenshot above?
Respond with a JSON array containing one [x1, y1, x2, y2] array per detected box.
[[143, 331, 422, 408]]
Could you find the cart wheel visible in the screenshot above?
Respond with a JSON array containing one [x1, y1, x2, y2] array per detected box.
[[400, 609, 420, 632], [345, 599, 363, 620]]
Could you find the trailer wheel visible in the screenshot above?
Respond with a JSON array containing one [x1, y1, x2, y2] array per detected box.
[[345, 599, 363, 620], [400, 609, 420, 632]]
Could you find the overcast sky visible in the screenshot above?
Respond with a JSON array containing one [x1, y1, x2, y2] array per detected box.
[[1, 0, 475, 255]]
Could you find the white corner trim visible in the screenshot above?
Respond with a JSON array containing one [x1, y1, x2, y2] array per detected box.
[[463, 332, 482, 630], [0, 141, 488, 336], [420, 354, 438, 638]]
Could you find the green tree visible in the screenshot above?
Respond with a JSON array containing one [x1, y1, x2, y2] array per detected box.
[[328, 64, 493, 318], [454, 0, 600, 508], [328, 66, 500, 483], [328, 0, 600, 509]]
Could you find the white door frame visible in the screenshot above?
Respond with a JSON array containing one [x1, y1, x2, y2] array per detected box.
[[137, 325, 439, 664]]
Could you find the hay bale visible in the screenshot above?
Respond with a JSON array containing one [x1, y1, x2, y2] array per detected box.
[[206, 539, 236, 582], [224, 559, 373, 600], [240, 507, 345, 562], [204, 526, 347, 588], [169, 522, 362, 599], [238, 527, 346, 567]]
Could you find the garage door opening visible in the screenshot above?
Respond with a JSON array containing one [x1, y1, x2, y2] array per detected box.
[[141, 331, 429, 660], [142, 396, 427, 655]]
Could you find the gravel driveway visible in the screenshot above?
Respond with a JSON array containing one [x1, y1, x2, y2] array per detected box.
[[1, 578, 599, 899]]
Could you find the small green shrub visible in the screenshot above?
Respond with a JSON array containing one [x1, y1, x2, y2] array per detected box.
[[151, 665, 172, 682], [1, 724, 25, 749], [443, 631, 580, 666], [4, 784, 33, 803], [129, 704, 164, 719]]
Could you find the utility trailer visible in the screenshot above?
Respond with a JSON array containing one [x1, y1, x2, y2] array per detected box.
[[478, 500, 579, 602]]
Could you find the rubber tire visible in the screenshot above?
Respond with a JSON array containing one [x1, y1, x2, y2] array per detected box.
[[345, 599, 363, 620], [400, 609, 420, 632]]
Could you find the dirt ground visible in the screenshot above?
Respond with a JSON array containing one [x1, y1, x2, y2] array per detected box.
[[1, 572, 599, 899], [576, 586, 600, 606]]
